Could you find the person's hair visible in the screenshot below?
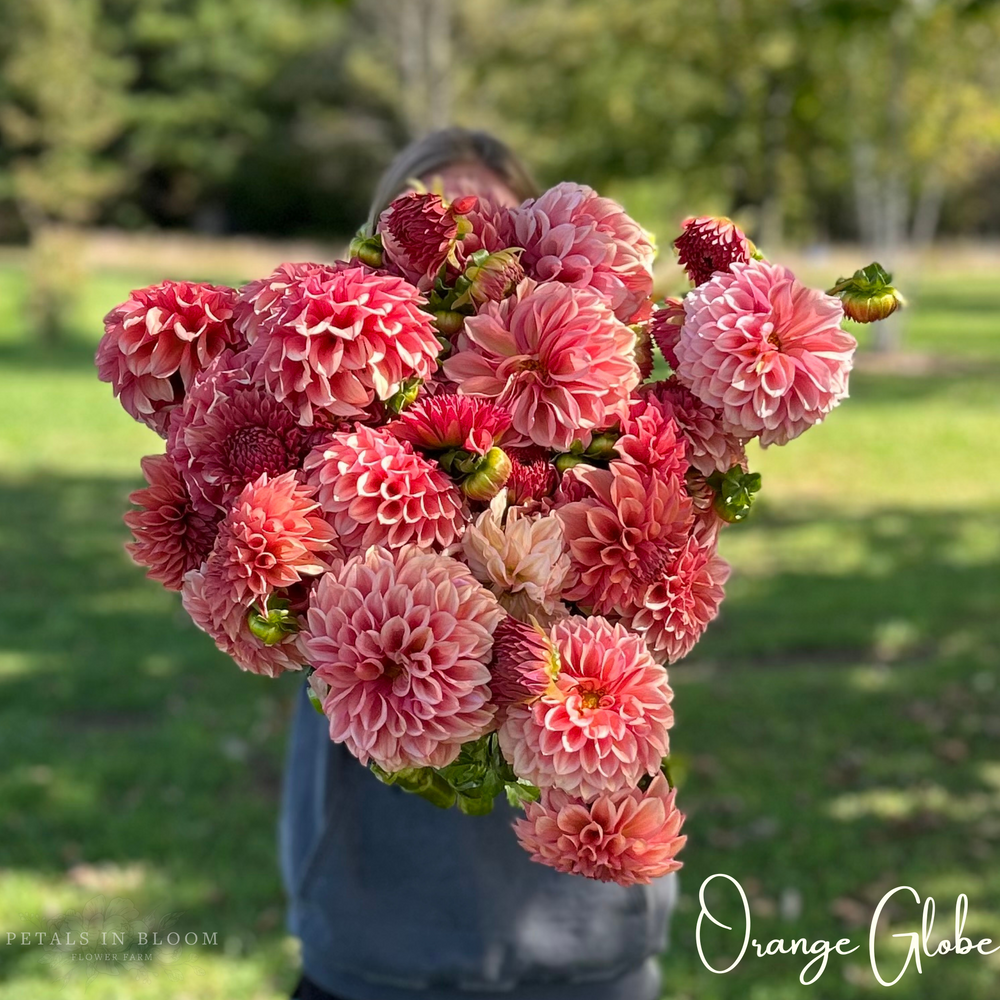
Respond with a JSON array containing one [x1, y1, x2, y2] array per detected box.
[[366, 127, 539, 230]]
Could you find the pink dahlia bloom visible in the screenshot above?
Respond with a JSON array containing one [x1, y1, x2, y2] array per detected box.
[[674, 216, 753, 287], [388, 393, 512, 456], [650, 297, 686, 370], [378, 191, 476, 289], [490, 615, 558, 714], [305, 545, 503, 770], [615, 396, 688, 482], [182, 562, 306, 677], [462, 491, 571, 626], [452, 195, 517, 270], [235, 261, 335, 343], [640, 380, 746, 476], [620, 535, 731, 664], [675, 261, 856, 446], [214, 471, 338, 603], [498, 616, 674, 801], [514, 774, 686, 886], [97, 280, 241, 435], [167, 350, 318, 515], [510, 182, 655, 323], [443, 279, 640, 452], [241, 263, 441, 424], [304, 426, 466, 553], [506, 448, 559, 506], [124, 455, 218, 591], [556, 461, 693, 615]]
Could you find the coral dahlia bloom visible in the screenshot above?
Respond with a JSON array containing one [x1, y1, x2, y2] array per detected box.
[[451, 196, 518, 271], [511, 182, 655, 323], [124, 455, 217, 591], [499, 616, 674, 801], [674, 216, 753, 287], [640, 380, 746, 476], [620, 535, 731, 664], [305, 545, 503, 770], [167, 350, 316, 515], [443, 280, 640, 452], [182, 562, 306, 677], [490, 615, 558, 713], [615, 396, 688, 482], [97, 280, 241, 435], [388, 393, 512, 456], [675, 260, 856, 446], [215, 471, 338, 603], [304, 426, 466, 554], [243, 263, 441, 424], [514, 774, 686, 886], [557, 461, 693, 615], [462, 491, 571, 626]]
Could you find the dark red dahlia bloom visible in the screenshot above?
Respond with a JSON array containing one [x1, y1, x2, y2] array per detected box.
[[674, 216, 753, 287]]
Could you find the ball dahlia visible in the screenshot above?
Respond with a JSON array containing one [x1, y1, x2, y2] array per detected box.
[[124, 455, 218, 591], [620, 534, 731, 664], [674, 215, 753, 287], [242, 263, 441, 424], [305, 545, 503, 771], [443, 279, 640, 452], [97, 280, 241, 435], [182, 561, 307, 677], [214, 471, 338, 603], [513, 774, 686, 886], [510, 182, 655, 323], [556, 461, 693, 615], [167, 350, 318, 516], [462, 491, 571, 626], [387, 393, 512, 456], [499, 616, 674, 801], [675, 260, 856, 446], [304, 426, 466, 554]]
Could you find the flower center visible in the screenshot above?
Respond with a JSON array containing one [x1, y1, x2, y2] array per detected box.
[[579, 687, 606, 711], [225, 425, 290, 482]]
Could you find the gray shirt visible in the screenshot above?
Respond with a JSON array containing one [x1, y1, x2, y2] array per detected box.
[[280, 683, 677, 999]]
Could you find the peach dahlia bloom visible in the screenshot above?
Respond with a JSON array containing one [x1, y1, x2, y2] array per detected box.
[[462, 491, 571, 626], [675, 260, 856, 446], [513, 774, 686, 886], [305, 545, 503, 771], [304, 426, 466, 554], [444, 279, 639, 452], [499, 616, 674, 801], [511, 182, 655, 323]]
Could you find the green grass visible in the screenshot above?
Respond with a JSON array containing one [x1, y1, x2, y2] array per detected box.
[[1, 259, 998, 999]]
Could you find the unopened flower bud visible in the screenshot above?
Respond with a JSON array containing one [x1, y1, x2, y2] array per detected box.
[[707, 465, 762, 523], [584, 430, 620, 460], [247, 599, 301, 645], [554, 453, 588, 474], [434, 310, 465, 336], [461, 447, 512, 501], [385, 376, 423, 415], [348, 232, 384, 269], [454, 248, 525, 309], [827, 262, 905, 323]]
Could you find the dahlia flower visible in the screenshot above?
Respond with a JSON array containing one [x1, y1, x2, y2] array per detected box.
[[388, 393, 512, 456], [451, 196, 517, 271], [510, 182, 655, 323], [454, 248, 525, 308], [620, 535, 731, 664], [235, 261, 335, 343], [639, 380, 746, 477], [242, 263, 441, 424], [649, 297, 686, 370], [304, 426, 466, 553], [614, 396, 688, 482], [182, 561, 307, 678], [489, 615, 558, 713], [305, 545, 503, 770], [124, 455, 217, 591], [498, 616, 674, 801], [443, 279, 639, 452], [675, 260, 856, 446], [462, 491, 571, 626], [377, 191, 476, 288], [674, 216, 753, 287], [167, 350, 317, 515], [506, 449, 559, 506], [557, 461, 693, 615], [513, 774, 686, 886], [214, 471, 338, 603], [97, 280, 241, 435]]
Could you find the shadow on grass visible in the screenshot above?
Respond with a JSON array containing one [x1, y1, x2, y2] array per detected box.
[[1, 472, 998, 998]]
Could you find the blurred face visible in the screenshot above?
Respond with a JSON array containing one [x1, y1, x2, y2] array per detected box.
[[418, 160, 522, 208]]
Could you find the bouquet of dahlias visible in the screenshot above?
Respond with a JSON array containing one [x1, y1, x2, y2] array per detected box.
[[97, 183, 900, 886]]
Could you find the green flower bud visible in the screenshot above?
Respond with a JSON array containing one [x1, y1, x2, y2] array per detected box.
[[461, 447, 512, 502], [385, 376, 423, 415], [348, 232, 384, 269], [827, 262, 905, 324], [434, 310, 465, 336], [247, 599, 300, 645], [554, 453, 588, 474], [584, 430, 620, 460], [707, 465, 762, 523]]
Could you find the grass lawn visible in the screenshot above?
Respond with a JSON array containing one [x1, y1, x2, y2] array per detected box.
[[0, 258, 998, 999]]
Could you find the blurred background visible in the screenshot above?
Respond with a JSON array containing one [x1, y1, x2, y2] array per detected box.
[[0, 1, 998, 998]]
